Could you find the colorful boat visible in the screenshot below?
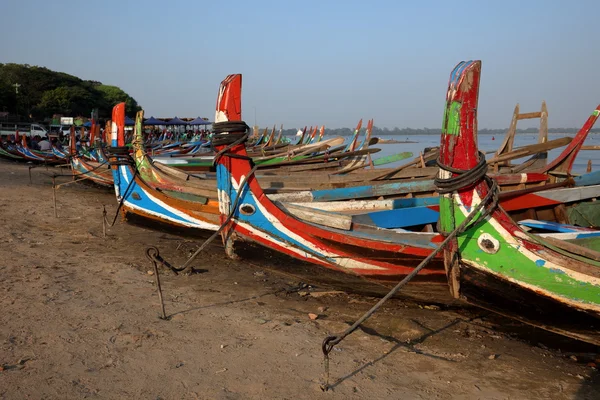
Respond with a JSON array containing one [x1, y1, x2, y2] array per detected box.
[[211, 66, 600, 293], [68, 125, 114, 187], [108, 103, 221, 230], [437, 60, 600, 344], [212, 74, 446, 285]]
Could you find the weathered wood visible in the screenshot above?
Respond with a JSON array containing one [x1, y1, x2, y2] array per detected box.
[[519, 219, 599, 233], [543, 236, 600, 261], [493, 101, 548, 169], [517, 111, 543, 120], [371, 149, 439, 180], [495, 104, 520, 158], [486, 137, 572, 165], [276, 202, 353, 230]]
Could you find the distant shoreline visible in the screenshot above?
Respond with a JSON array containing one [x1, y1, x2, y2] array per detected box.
[[281, 131, 596, 137]]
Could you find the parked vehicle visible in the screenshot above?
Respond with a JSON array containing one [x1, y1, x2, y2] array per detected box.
[[0, 122, 47, 138]]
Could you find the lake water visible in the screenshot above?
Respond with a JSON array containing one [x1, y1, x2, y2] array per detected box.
[[349, 133, 600, 174]]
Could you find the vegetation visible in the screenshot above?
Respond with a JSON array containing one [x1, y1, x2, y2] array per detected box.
[[0, 63, 141, 121]]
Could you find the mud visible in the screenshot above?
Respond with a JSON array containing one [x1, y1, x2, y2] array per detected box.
[[0, 159, 598, 399]]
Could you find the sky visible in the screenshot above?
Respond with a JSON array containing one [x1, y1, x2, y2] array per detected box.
[[1, 0, 598, 129]]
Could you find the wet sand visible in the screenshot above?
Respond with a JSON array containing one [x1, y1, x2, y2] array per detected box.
[[0, 158, 598, 399]]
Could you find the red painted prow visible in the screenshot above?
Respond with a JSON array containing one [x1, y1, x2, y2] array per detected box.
[[215, 74, 242, 123], [112, 102, 126, 147], [308, 125, 318, 142], [69, 126, 76, 155], [348, 118, 362, 151], [90, 119, 97, 144], [539, 105, 600, 175], [439, 61, 482, 177], [366, 119, 374, 142], [349, 119, 363, 151]]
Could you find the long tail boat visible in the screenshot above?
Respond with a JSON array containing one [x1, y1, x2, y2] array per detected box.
[[68, 125, 114, 187], [13, 133, 60, 164], [211, 66, 600, 284], [120, 106, 397, 233], [0, 140, 23, 160], [437, 60, 600, 345], [266, 102, 599, 209], [107, 103, 221, 230], [212, 74, 446, 284]]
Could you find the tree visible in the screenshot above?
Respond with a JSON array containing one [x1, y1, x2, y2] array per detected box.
[[0, 63, 142, 120], [96, 85, 142, 117]]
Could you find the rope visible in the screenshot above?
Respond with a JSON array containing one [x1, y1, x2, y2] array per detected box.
[[99, 146, 139, 227], [44, 159, 110, 178], [152, 120, 255, 275], [320, 152, 499, 391], [435, 151, 487, 194]]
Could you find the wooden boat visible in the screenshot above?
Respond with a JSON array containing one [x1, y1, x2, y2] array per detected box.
[[0, 141, 23, 160], [268, 104, 599, 206], [438, 60, 600, 345], [211, 66, 600, 289], [212, 74, 446, 284], [152, 129, 381, 173], [124, 109, 401, 233], [491, 101, 549, 172], [12, 134, 60, 164], [107, 103, 221, 230], [133, 122, 402, 198], [68, 125, 113, 187], [160, 100, 593, 198]]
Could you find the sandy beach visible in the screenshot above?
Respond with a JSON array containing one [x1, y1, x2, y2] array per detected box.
[[0, 158, 598, 399]]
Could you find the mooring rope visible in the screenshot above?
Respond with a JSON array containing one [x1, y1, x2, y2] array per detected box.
[[320, 153, 499, 391], [147, 121, 255, 275]]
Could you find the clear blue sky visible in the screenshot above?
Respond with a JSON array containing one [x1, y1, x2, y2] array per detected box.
[[1, 0, 598, 129]]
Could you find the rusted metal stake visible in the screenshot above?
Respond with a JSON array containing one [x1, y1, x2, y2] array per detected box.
[[587, 159, 592, 173], [52, 176, 58, 218], [153, 261, 167, 320], [146, 247, 168, 320], [102, 205, 107, 238]]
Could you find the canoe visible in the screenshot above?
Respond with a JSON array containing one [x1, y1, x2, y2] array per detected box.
[[437, 60, 600, 345], [107, 103, 221, 230], [68, 124, 113, 187], [211, 74, 446, 285]]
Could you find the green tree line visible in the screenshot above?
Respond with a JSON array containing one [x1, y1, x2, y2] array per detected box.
[[0, 63, 141, 121]]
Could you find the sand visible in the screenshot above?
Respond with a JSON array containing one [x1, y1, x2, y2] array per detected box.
[[0, 158, 598, 399]]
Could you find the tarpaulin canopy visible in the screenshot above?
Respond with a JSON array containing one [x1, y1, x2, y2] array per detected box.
[[188, 117, 211, 125], [144, 116, 167, 125], [165, 117, 188, 125], [124, 116, 135, 126]]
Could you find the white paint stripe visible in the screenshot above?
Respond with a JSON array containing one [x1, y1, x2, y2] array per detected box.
[[520, 173, 528, 184], [268, 191, 314, 202], [455, 190, 600, 311], [123, 188, 218, 231], [537, 232, 600, 240], [291, 199, 396, 211], [230, 177, 385, 271]]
